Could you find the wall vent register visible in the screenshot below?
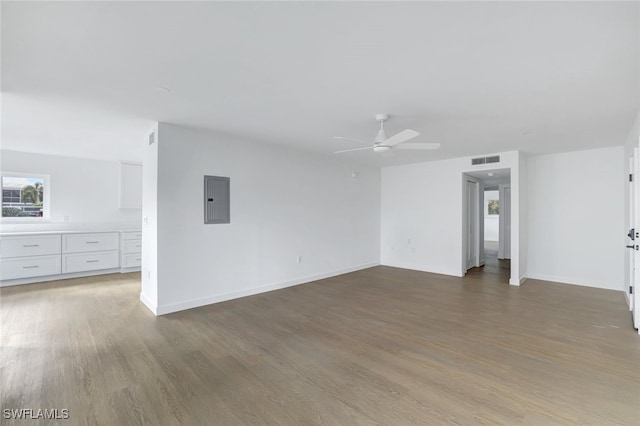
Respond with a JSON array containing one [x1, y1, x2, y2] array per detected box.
[[204, 176, 230, 224], [471, 155, 500, 165]]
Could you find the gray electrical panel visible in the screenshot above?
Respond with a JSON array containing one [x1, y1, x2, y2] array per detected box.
[[204, 176, 230, 224]]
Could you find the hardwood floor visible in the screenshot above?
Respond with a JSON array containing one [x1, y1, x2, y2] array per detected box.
[[1, 266, 639, 425]]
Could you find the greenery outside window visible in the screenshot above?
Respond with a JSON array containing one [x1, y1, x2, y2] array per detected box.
[[1, 173, 50, 220], [487, 199, 499, 215]]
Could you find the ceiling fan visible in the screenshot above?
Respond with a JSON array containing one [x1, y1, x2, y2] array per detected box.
[[333, 114, 440, 154]]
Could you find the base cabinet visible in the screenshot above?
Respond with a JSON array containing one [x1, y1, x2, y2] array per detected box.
[[0, 255, 62, 280], [0, 230, 140, 286], [120, 231, 142, 270], [62, 251, 120, 273]]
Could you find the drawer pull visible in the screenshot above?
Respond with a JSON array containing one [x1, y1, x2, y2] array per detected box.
[[86, 260, 100, 263], [85, 241, 99, 244], [22, 265, 39, 269], [23, 244, 40, 247]]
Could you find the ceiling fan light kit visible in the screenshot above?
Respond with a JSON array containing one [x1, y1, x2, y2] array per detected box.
[[333, 113, 440, 155]]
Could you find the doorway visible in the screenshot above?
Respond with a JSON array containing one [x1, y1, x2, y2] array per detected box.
[[463, 168, 511, 282]]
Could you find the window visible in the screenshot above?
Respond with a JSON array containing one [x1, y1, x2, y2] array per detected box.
[[487, 199, 499, 215], [1, 174, 49, 219]]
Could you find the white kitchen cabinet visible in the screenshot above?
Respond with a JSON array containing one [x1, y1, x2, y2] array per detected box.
[[0, 235, 62, 281], [120, 231, 142, 270], [62, 251, 120, 273], [119, 162, 142, 209], [1, 255, 61, 280], [0, 234, 61, 258], [1, 230, 139, 286], [62, 233, 119, 253]]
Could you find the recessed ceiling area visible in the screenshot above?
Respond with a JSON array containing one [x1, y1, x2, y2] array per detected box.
[[1, 1, 638, 165]]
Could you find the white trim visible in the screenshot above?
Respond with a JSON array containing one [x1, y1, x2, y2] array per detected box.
[[526, 272, 622, 291], [624, 290, 631, 310], [139, 292, 158, 315], [380, 261, 464, 278], [152, 262, 379, 316], [509, 275, 527, 286]]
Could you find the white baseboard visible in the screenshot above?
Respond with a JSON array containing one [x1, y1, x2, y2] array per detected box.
[[154, 262, 380, 316], [139, 292, 158, 315], [526, 272, 622, 292], [380, 261, 464, 278], [509, 275, 527, 286], [623, 290, 631, 309]]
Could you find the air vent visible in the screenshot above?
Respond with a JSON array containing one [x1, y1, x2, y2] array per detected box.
[[471, 155, 500, 165], [148, 132, 155, 145]]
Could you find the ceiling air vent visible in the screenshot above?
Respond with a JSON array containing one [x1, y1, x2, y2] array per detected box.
[[471, 155, 500, 165]]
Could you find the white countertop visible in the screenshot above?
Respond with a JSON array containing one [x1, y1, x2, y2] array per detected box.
[[0, 229, 141, 237], [0, 222, 142, 237]]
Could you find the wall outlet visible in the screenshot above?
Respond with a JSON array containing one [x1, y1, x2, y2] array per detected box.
[[297, 256, 302, 264]]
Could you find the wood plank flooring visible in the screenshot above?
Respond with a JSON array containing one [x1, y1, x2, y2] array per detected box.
[[1, 265, 639, 425]]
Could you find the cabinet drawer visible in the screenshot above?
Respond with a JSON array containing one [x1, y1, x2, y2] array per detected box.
[[62, 233, 119, 253], [1, 255, 61, 280], [122, 253, 142, 268], [0, 235, 61, 258], [121, 231, 142, 240], [62, 251, 119, 273], [122, 240, 142, 254]]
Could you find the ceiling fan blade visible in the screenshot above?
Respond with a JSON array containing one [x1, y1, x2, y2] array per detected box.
[[333, 146, 372, 154], [333, 136, 371, 145], [395, 143, 441, 150], [384, 129, 420, 147]]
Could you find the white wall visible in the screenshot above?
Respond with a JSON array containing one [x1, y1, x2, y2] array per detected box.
[[142, 123, 381, 315], [140, 125, 158, 311], [0, 150, 141, 232], [381, 151, 523, 282], [527, 146, 624, 291], [484, 190, 499, 241]]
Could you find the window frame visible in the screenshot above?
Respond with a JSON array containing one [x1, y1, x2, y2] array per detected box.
[[0, 172, 51, 222]]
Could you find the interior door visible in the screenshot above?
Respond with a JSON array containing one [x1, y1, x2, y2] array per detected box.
[[466, 180, 478, 270], [499, 184, 511, 259], [633, 148, 640, 331], [628, 154, 635, 315]]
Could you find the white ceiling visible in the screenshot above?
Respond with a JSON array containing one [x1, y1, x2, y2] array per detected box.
[[2, 1, 638, 166]]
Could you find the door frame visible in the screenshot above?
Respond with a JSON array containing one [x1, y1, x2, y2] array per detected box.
[[463, 174, 483, 272], [498, 183, 511, 260]]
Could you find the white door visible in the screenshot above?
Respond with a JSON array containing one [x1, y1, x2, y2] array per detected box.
[[499, 184, 511, 259], [633, 148, 640, 331], [628, 155, 635, 314], [466, 180, 479, 270]]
